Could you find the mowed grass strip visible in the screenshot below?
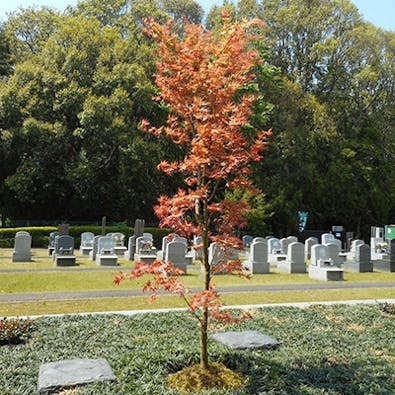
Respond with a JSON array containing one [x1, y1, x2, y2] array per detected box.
[[2, 288, 394, 316], [1, 269, 395, 294]]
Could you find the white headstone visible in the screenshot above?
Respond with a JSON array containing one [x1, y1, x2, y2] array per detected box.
[[12, 232, 31, 262]]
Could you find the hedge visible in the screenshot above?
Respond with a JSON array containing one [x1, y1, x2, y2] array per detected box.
[[0, 226, 171, 248]]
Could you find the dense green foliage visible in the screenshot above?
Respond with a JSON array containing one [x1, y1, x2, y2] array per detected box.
[[0, 0, 394, 240], [0, 305, 394, 393]]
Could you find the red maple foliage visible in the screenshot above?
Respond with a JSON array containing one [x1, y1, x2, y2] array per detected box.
[[115, 13, 270, 369]]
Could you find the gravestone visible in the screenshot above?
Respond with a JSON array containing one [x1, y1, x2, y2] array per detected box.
[[211, 331, 281, 350], [243, 240, 269, 274], [375, 238, 395, 272], [15, 230, 30, 236], [157, 233, 183, 260], [96, 236, 118, 266], [327, 242, 342, 265], [80, 232, 94, 255], [321, 233, 335, 245], [208, 242, 226, 274], [89, 235, 101, 261], [344, 243, 372, 272], [309, 244, 343, 281], [165, 240, 187, 273], [278, 241, 306, 273], [242, 235, 254, 249], [12, 232, 31, 262], [345, 239, 364, 262], [111, 233, 127, 256], [370, 226, 386, 260], [38, 358, 115, 394], [268, 237, 286, 266], [191, 235, 203, 262], [48, 232, 59, 256], [54, 235, 76, 266], [305, 237, 318, 260], [124, 219, 145, 260], [134, 235, 157, 264]]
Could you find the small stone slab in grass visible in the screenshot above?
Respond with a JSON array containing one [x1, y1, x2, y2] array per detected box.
[[38, 358, 116, 394], [211, 330, 281, 350]]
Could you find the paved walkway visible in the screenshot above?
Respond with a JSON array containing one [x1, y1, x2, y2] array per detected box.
[[1, 281, 394, 302], [10, 298, 395, 320]]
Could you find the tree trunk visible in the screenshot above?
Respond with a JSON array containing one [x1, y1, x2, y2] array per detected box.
[[200, 197, 210, 369], [200, 305, 209, 369]]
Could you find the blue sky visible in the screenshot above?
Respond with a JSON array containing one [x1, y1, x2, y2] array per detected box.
[[0, 0, 394, 31]]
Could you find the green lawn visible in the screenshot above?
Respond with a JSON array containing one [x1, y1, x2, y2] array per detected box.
[[2, 288, 395, 317], [1, 304, 394, 394]]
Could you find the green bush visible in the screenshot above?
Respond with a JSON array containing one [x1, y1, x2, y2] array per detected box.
[[0, 317, 34, 345], [0, 227, 57, 248], [0, 226, 171, 248]]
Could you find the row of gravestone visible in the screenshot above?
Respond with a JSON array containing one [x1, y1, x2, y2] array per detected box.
[[45, 231, 194, 270], [10, 229, 395, 276], [242, 233, 395, 280]]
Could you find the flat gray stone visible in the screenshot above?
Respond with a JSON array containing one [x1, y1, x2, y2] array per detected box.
[[38, 358, 116, 394], [211, 330, 281, 350]]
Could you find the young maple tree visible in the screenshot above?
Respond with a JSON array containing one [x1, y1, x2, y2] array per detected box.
[[115, 13, 271, 370]]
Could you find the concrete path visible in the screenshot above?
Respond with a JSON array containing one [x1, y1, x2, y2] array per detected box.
[[1, 281, 394, 302], [11, 298, 395, 320]]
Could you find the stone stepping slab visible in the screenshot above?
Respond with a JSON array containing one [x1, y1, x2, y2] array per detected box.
[[211, 330, 281, 350], [38, 358, 116, 394]]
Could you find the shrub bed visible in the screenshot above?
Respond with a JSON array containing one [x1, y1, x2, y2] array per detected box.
[[0, 304, 394, 394]]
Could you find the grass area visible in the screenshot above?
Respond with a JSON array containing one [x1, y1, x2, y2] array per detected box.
[[1, 304, 394, 394], [1, 268, 394, 294], [2, 288, 394, 317]]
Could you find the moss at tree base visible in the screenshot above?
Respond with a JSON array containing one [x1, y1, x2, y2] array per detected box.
[[166, 362, 245, 393]]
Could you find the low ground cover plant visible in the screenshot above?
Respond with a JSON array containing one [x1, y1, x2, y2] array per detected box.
[[0, 304, 394, 394]]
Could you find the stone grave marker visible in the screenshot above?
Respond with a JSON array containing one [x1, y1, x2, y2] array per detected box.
[[243, 240, 269, 274], [12, 232, 32, 262], [48, 232, 59, 256], [80, 232, 94, 255], [165, 240, 187, 273], [375, 238, 395, 272], [111, 232, 127, 256], [305, 236, 318, 260], [38, 358, 116, 394], [54, 235, 76, 266], [134, 235, 157, 264], [211, 331, 281, 350], [309, 244, 343, 281], [278, 241, 306, 273], [96, 236, 118, 266], [344, 243, 372, 272], [89, 235, 101, 261]]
